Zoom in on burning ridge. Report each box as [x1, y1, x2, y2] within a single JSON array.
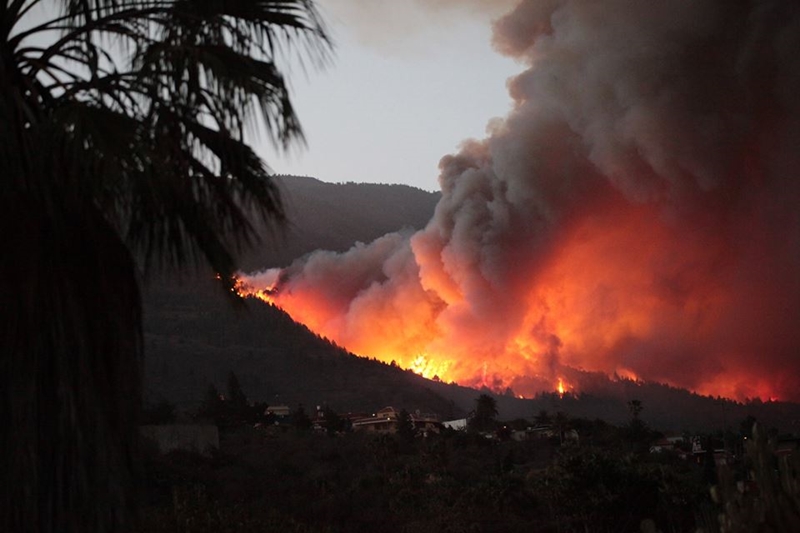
[[238, 0, 800, 402]]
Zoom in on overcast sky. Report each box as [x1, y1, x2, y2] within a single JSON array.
[[259, 1, 521, 192]]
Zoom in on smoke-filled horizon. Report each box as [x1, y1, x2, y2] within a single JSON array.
[[324, 0, 518, 55], [242, 0, 800, 402]]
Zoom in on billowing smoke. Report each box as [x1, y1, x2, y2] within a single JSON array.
[[324, 0, 518, 53], [242, 0, 800, 402]]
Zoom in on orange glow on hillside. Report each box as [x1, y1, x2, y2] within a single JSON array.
[[234, 277, 277, 305], [236, 192, 789, 402], [228, 1, 800, 404], [235, 192, 789, 402]]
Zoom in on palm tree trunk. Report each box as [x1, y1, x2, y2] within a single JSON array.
[[1, 194, 142, 532]]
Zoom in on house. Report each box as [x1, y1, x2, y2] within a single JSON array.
[[650, 438, 675, 453], [442, 418, 468, 431], [411, 410, 442, 436], [352, 406, 400, 434], [650, 435, 685, 454], [526, 425, 553, 439], [351, 407, 442, 435], [519, 425, 579, 444], [264, 405, 291, 418], [690, 437, 732, 466]]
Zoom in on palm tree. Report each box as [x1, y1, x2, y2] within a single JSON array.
[[0, 1, 329, 531]]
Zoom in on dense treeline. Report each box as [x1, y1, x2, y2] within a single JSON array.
[[138, 427, 699, 532], [136, 395, 800, 533]]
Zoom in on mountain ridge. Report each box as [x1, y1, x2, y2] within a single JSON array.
[[144, 177, 800, 433], [237, 175, 440, 271]]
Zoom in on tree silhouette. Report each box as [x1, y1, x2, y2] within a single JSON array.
[[739, 415, 757, 440], [534, 409, 552, 427], [710, 423, 800, 532], [468, 394, 499, 433], [292, 404, 312, 431], [628, 399, 644, 419], [226, 371, 248, 410], [199, 384, 225, 423], [396, 408, 416, 444], [322, 406, 346, 435], [625, 399, 652, 452], [1, 2, 329, 531], [553, 411, 571, 445]]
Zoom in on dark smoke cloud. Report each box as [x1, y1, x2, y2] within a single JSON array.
[[246, 0, 800, 401]]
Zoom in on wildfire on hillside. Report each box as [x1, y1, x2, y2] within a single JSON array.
[[233, 276, 278, 304], [235, 1, 800, 403], [556, 378, 567, 397]]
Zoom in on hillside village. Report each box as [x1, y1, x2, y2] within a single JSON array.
[[138, 179, 800, 531], [138, 373, 800, 533]]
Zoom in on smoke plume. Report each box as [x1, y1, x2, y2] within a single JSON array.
[[243, 0, 800, 402], [323, 0, 518, 54]]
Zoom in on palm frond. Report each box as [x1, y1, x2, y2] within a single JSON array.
[[2, 1, 331, 530], [5, 0, 330, 276]]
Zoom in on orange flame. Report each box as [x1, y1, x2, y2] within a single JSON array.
[[216, 0, 800, 406], [235, 195, 788, 402], [234, 276, 278, 305]]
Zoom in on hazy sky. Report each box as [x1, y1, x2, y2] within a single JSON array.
[[260, 1, 522, 191]]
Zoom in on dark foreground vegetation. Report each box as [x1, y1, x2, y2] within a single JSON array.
[[137, 398, 800, 533]]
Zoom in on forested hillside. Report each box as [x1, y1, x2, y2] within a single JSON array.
[[143, 276, 461, 418], [144, 178, 451, 415], [237, 176, 440, 270], [144, 178, 800, 433], [144, 273, 800, 433]]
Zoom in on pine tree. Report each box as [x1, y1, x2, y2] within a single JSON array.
[[468, 394, 499, 433], [227, 372, 248, 410]]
